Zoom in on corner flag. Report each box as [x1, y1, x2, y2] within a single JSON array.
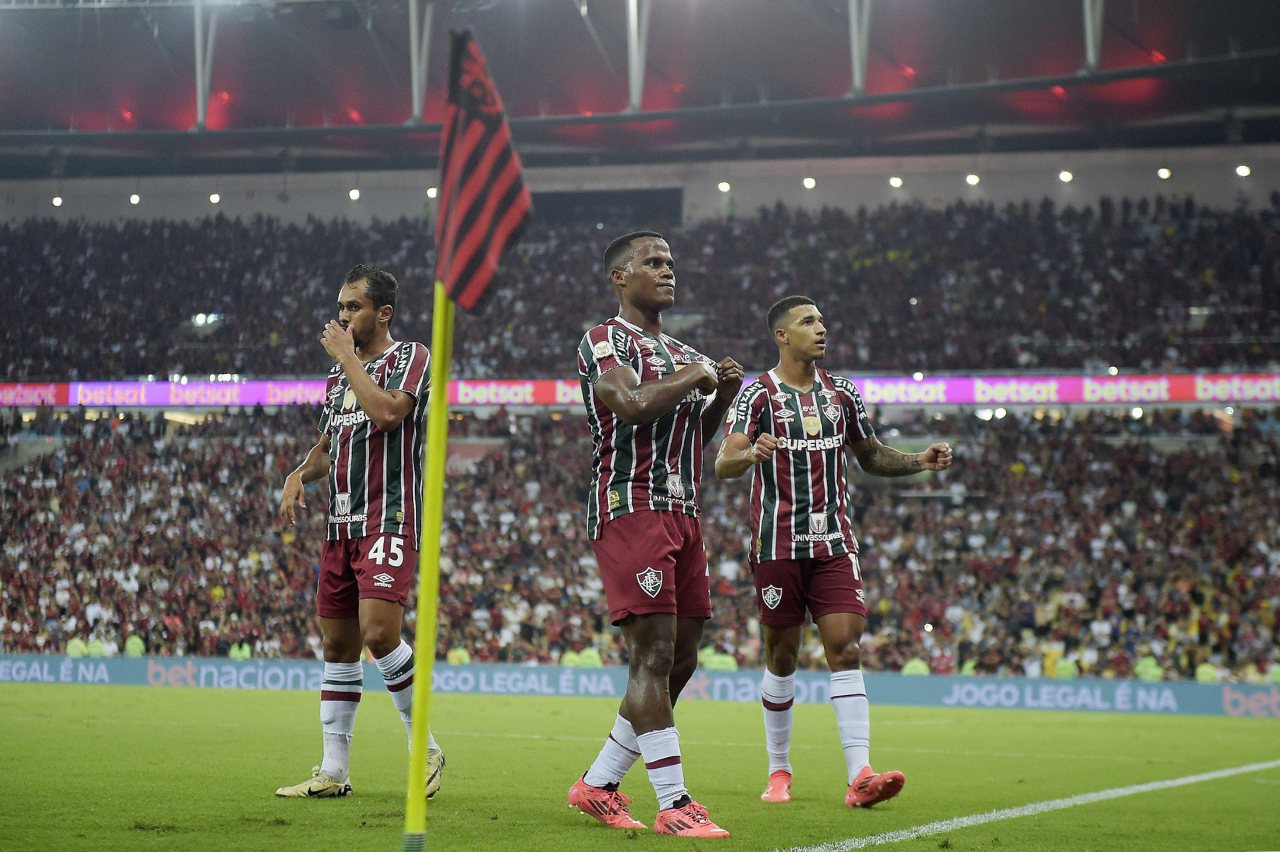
[[403, 29, 530, 851], [435, 29, 533, 312]]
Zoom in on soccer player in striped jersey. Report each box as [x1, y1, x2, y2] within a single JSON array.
[[274, 265, 444, 800], [567, 232, 740, 839], [716, 295, 952, 809]]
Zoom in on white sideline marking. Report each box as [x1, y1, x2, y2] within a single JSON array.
[[784, 759, 1280, 852]]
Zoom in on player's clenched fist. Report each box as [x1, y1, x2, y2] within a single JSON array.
[[713, 357, 744, 398], [752, 433, 779, 464], [919, 442, 953, 471], [689, 361, 719, 393]]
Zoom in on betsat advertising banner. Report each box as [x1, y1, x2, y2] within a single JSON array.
[[4, 372, 1280, 408], [1, 656, 1276, 719]]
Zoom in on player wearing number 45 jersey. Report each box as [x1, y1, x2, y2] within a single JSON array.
[[716, 296, 952, 810], [275, 264, 444, 802]]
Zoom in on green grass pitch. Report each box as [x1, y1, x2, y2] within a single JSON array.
[[4, 683, 1278, 851]]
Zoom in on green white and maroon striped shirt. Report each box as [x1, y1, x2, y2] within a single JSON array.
[[318, 341, 431, 547], [577, 316, 715, 540]]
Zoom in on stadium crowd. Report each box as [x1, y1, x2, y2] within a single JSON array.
[[3, 406, 1278, 684], [3, 197, 1277, 683], [4, 193, 1279, 382]]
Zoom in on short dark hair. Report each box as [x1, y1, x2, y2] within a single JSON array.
[[344, 264, 398, 313], [768, 295, 816, 332], [603, 231, 665, 275]]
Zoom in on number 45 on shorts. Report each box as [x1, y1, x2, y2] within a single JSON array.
[[368, 535, 405, 567]]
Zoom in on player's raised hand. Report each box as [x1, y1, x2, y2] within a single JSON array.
[[753, 432, 780, 464], [713, 357, 744, 399], [919, 442, 953, 471], [689, 361, 719, 394], [280, 472, 307, 526], [320, 320, 356, 362]]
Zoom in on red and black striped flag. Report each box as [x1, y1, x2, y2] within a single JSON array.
[[434, 30, 532, 312]]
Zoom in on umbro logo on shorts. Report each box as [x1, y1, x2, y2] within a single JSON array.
[[761, 585, 783, 610], [636, 567, 662, 598], [372, 572, 395, 589]]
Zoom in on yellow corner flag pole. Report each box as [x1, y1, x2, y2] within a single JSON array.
[[402, 282, 455, 851]]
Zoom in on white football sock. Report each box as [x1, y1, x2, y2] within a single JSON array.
[[374, 640, 415, 745], [762, 669, 796, 774], [584, 714, 641, 787], [320, 660, 363, 780], [636, 727, 689, 810], [831, 669, 871, 784]]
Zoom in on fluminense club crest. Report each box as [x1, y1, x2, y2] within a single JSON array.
[[636, 566, 663, 598], [761, 585, 783, 610]]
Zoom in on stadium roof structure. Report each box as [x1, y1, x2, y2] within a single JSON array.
[[2, 0, 1280, 178]]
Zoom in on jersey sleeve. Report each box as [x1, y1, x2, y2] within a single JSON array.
[[579, 324, 634, 385], [838, 378, 875, 444], [317, 371, 340, 434], [728, 382, 766, 440], [383, 342, 431, 399]]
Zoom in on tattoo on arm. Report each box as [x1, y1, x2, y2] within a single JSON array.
[[858, 445, 923, 477]]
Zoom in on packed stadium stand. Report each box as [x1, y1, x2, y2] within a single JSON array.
[[4, 195, 1279, 382], [4, 401, 1278, 684]]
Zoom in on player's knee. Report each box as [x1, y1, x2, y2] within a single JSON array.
[[670, 651, 697, 688], [767, 646, 799, 675], [362, 624, 401, 658], [631, 637, 677, 681], [673, 648, 697, 677], [827, 639, 861, 670], [322, 634, 354, 661]]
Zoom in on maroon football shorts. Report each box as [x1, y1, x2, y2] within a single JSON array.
[[751, 552, 866, 626], [592, 509, 711, 624], [318, 534, 417, 618]]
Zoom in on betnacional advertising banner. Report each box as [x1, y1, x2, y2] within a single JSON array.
[[2, 373, 1279, 408], [1, 656, 1276, 718]]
